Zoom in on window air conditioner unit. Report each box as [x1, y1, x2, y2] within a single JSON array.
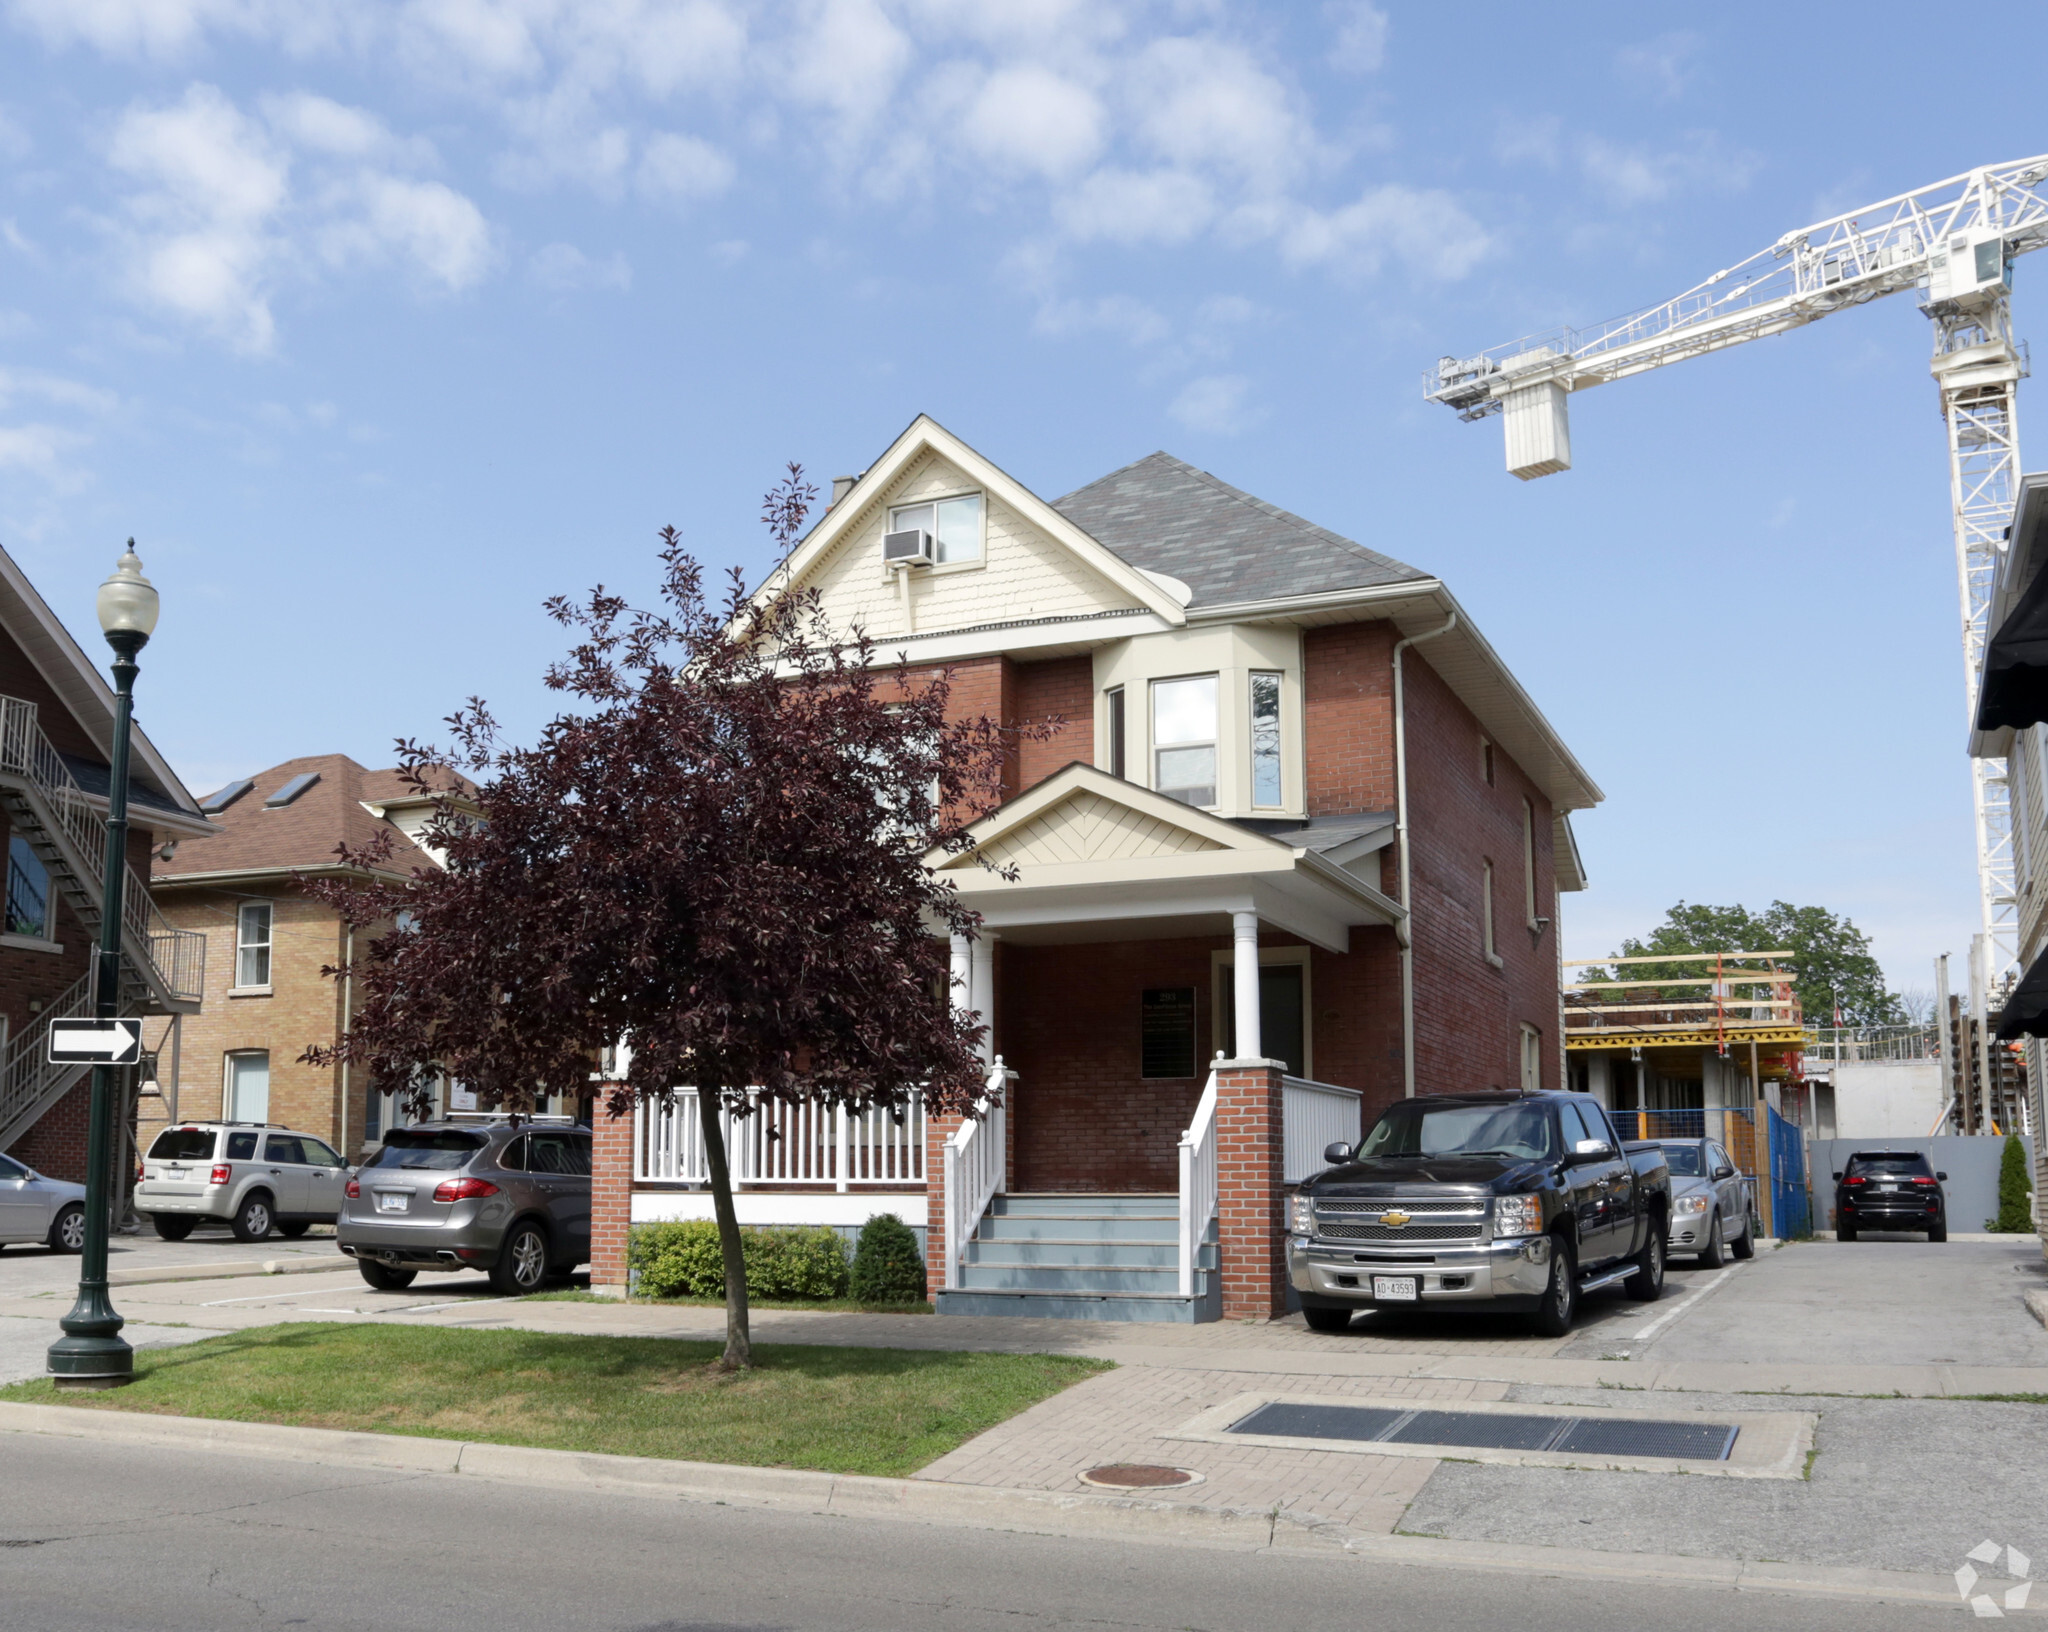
[[883, 528, 935, 567]]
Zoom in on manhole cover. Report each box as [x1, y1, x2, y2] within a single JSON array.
[[1080, 1464, 1201, 1489]]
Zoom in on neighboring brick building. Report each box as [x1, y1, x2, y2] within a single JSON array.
[[0, 544, 212, 1184], [148, 755, 476, 1160], [594, 416, 1602, 1321]]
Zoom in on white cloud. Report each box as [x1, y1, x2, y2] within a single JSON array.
[[1326, 2, 1387, 73], [1169, 373, 1259, 435], [1054, 166, 1214, 245], [637, 131, 735, 201], [1128, 36, 1310, 191], [0, 423, 85, 482], [262, 90, 416, 160], [964, 66, 1104, 180], [530, 241, 631, 291], [7, 0, 355, 59], [783, 0, 912, 136], [0, 366, 119, 414], [1616, 31, 1703, 100], [1267, 182, 1491, 280], [345, 174, 493, 286], [1578, 130, 1759, 204], [1033, 293, 1167, 346]]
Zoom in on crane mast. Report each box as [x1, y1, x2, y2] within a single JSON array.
[[1429, 157, 2048, 980]]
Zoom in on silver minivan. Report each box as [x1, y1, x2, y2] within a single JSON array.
[[337, 1122, 592, 1294]]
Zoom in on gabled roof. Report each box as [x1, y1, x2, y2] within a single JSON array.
[[1053, 452, 1429, 610], [0, 542, 209, 831], [153, 755, 466, 885]]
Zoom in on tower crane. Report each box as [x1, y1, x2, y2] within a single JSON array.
[[1428, 156, 2048, 983]]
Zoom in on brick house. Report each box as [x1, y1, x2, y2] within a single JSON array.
[[591, 416, 1602, 1320], [148, 755, 484, 1160], [0, 544, 212, 1184]]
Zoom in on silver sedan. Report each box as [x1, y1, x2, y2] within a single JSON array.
[[0, 1149, 86, 1252]]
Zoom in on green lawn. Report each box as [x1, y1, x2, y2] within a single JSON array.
[[0, 1323, 1108, 1478]]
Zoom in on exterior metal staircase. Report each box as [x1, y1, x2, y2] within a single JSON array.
[[933, 1194, 1221, 1323], [0, 695, 201, 1151]]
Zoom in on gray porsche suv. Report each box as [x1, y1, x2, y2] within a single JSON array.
[[337, 1122, 592, 1294]]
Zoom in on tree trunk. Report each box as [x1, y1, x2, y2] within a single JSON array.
[[697, 1085, 752, 1370]]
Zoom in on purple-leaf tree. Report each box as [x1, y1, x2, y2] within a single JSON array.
[[303, 466, 1033, 1368]]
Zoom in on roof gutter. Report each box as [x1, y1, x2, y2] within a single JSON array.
[[150, 862, 414, 889], [1394, 609, 1458, 1098]]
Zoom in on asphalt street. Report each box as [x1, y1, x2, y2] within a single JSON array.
[[0, 1435, 1964, 1631]]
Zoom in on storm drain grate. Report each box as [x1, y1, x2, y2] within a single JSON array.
[[1226, 1402, 1737, 1461]]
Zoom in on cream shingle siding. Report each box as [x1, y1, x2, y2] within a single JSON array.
[[974, 789, 1225, 871], [801, 451, 1144, 640]]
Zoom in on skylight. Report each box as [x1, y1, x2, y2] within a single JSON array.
[[264, 772, 321, 809], [200, 778, 254, 814]]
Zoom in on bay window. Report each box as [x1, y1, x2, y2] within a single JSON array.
[[1151, 675, 1217, 806]]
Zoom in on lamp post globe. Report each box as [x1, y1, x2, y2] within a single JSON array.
[[47, 540, 159, 1389]]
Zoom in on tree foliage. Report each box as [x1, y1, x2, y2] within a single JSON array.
[[1577, 900, 1902, 1026], [303, 467, 1037, 1366]]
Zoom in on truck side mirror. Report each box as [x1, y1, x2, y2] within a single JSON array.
[[1323, 1141, 1355, 1164], [1713, 1165, 1735, 1180], [1572, 1139, 1612, 1160]]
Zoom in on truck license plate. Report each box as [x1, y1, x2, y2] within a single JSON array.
[[375, 1191, 409, 1214], [1372, 1275, 1419, 1302]]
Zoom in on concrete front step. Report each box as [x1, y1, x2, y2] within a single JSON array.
[[989, 1193, 1176, 1217], [978, 1214, 1179, 1242], [966, 1238, 1178, 1268], [934, 1287, 1217, 1323], [959, 1262, 1182, 1293]]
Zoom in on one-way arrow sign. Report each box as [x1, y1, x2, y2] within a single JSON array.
[[49, 1019, 143, 1065]]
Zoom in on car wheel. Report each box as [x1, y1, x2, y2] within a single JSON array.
[[1531, 1236, 1577, 1337], [1626, 1223, 1665, 1301], [230, 1193, 273, 1244], [490, 1222, 549, 1295], [357, 1259, 417, 1291], [50, 1203, 86, 1254], [1302, 1305, 1353, 1333], [151, 1214, 196, 1242], [1697, 1212, 1727, 1269], [277, 1221, 311, 1239], [1838, 1224, 1858, 1242], [1929, 1222, 1947, 1243], [1730, 1212, 1756, 1259]]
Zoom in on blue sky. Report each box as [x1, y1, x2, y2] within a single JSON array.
[[1, 1, 2044, 1000]]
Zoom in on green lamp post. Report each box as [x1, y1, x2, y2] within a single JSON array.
[[47, 543, 159, 1389]]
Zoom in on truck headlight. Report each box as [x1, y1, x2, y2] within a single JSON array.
[[1495, 1195, 1542, 1238], [1674, 1194, 1710, 1215], [1288, 1195, 1315, 1236]]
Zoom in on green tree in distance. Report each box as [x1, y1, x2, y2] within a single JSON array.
[[1576, 901, 1903, 1027]]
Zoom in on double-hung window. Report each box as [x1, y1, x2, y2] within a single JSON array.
[[888, 493, 983, 564], [1250, 671, 1282, 807], [236, 901, 273, 988], [6, 835, 50, 940], [1151, 676, 1217, 806], [1105, 687, 1126, 780]]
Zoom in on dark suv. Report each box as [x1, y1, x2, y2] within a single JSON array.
[[336, 1122, 592, 1293], [1832, 1150, 1948, 1242]]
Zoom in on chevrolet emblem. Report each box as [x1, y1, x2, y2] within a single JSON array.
[[1379, 1210, 1411, 1228]]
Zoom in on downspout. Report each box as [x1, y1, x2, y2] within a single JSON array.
[[339, 923, 354, 1159], [1393, 611, 1457, 1098]]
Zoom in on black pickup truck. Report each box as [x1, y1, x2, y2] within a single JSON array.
[[1287, 1090, 1672, 1336]]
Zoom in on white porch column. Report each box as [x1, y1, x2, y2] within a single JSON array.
[[949, 932, 973, 1022], [1231, 910, 1262, 1062], [970, 933, 997, 1065]]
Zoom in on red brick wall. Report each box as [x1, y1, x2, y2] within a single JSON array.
[[8, 1074, 89, 1181], [1014, 655, 1093, 791], [1214, 1060, 1286, 1318], [1304, 622, 1397, 818], [590, 1098, 633, 1290]]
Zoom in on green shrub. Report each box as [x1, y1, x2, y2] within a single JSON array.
[[1991, 1134, 2035, 1233], [850, 1212, 926, 1304], [629, 1221, 849, 1300]]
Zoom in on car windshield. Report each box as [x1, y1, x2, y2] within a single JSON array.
[[363, 1130, 485, 1171], [1847, 1154, 1930, 1177], [1659, 1145, 1703, 1176], [147, 1128, 216, 1162], [1357, 1101, 1558, 1162]]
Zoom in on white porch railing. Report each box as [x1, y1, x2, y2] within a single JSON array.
[[1282, 1074, 1364, 1185], [1176, 1067, 1220, 1297], [941, 1058, 1012, 1292], [634, 1090, 926, 1189]]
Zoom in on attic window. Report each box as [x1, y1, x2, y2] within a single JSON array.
[[201, 778, 254, 814], [264, 772, 321, 809], [889, 493, 982, 564]]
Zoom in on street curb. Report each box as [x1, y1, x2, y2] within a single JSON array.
[[2025, 1289, 2048, 1331], [106, 1255, 345, 1287], [0, 1401, 1957, 1605], [1809, 1232, 2039, 1244]]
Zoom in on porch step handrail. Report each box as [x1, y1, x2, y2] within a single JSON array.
[[0, 695, 203, 1006], [941, 1057, 1011, 1293], [1177, 1065, 1221, 1297], [633, 1087, 927, 1189], [1281, 1073, 1364, 1186], [0, 968, 95, 1149]]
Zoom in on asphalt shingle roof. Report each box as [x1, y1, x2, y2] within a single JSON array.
[[155, 755, 461, 880], [1052, 452, 1429, 609]]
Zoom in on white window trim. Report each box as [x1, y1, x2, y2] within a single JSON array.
[[223, 1048, 271, 1122], [236, 901, 273, 991], [1482, 861, 1503, 968], [1150, 671, 1220, 808], [1519, 1023, 1543, 1092], [887, 488, 988, 573], [1208, 944, 1313, 1079], [1522, 797, 1540, 930]]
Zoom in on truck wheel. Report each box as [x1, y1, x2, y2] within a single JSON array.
[[277, 1221, 311, 1238], [1626, 1225, 1665, 1301], [1301, 1306, 1353, 1333], [1730, 1213, 1756, 1259], [151, 1215, 196, 1242], [358, 1260, 416, 1291], [1697, 1213, 1726, 1269], [1530, 1237, 1576, 1337]]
